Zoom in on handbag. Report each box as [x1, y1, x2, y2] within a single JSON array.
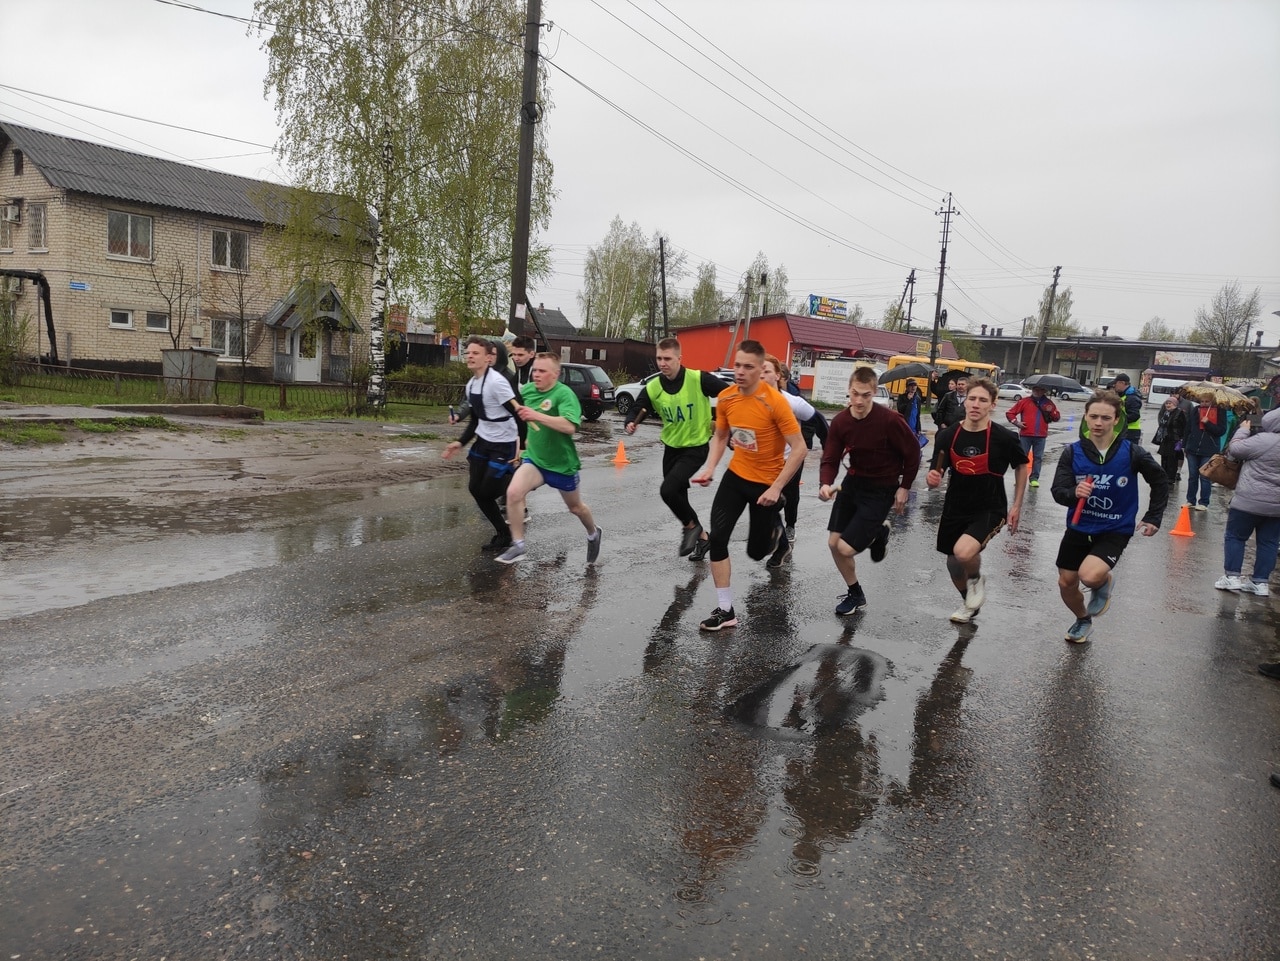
[[1199, 453, 1240, 489]]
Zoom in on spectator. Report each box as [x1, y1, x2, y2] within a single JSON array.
[[1005, 384, 1061, 487], [1183, 400, 1227, 510], [1213, 408, 1280, 596]]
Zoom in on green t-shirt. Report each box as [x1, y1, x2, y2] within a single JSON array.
[[520, 380, 582, 474], [645, 367, 714, 449]]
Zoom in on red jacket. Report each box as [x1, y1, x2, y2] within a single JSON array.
[[1006, 394, 1060, 438]]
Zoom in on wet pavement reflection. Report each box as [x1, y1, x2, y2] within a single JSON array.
[[2, 420, 1278, 959]]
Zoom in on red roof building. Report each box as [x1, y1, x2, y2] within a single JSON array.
[[669, 314, 959, 389]]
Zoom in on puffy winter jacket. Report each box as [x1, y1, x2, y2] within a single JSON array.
[[1227, 407, 1280, 517]]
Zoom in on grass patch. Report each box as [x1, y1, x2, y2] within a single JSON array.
[[73, 416, 179, 434], [399, 431, 440, 440], [0, 420, 66, 445], [215, 428, 250, 442]]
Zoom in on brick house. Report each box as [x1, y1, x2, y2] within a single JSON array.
[[0, 122, 368, 382]]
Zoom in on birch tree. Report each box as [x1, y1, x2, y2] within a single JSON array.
[[255, 0, 552, 407]]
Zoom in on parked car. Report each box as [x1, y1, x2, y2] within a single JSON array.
[[613, 367, 736, 415], [997, 382, 1027, 401], [873, 386, 893, 408], [613, 373, 660, 416], [1055, 385, 1092, 402], [558, 363, 615, 421]]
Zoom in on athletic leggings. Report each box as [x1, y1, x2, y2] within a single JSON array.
[[661, 443, 709, 528], [781, 461, 804, 528], [468, 437, 517, 535], [708, 469, 784, 563]]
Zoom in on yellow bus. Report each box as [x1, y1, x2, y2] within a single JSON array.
[[883, 355, 1001, 398]]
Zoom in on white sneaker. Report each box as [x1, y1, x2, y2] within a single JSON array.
[[949, 605, 974, 624], [1214, 574, 1246, 592], [1243, 580, 1270, 597], [964, 574, 986, 612]]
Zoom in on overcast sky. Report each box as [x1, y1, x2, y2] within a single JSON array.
[[3, 0, 1278, 342]]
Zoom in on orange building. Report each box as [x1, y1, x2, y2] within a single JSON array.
[[669, 314, 959, 391]]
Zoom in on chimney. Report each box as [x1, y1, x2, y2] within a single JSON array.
[[1256, 330, 1264, 347], [996, 328, 1003, 337], [981, 324, 988, 336], [1101, 325, 1109, 337]]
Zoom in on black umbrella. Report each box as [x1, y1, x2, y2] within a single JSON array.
[[879, 363, 933, 385], [1022, 373, 1087, 393]]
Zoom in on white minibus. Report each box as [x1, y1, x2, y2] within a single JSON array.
[[1145, 377, 1190, 408]]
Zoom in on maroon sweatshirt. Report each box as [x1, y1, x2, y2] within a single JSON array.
[[819, 403, 922, 489]]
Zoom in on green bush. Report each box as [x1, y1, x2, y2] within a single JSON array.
[[389, 362, 467, 386]]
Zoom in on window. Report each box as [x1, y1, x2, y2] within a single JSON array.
[[27, 204, 47, 250], [109, 309, 133, 329], [13, 150, 23, 176], [145, 311, 169, 332], [211, 229, 248, 271], [107, 211, 152, 260], [0, 217, 11, 251], [211, 317, 246, 358], [585, 348, 607, 361]]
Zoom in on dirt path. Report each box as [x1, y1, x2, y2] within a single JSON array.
[[0, 416, 620, 505]]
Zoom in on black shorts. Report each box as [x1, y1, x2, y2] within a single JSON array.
[[936, 511, 1005, 556], [827, 483, 897, 552], [1055, 528, 1131, 572]]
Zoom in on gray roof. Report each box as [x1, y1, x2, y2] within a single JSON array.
[[531, 304, 577, 338], [262, 281, 362, 332], [1, 122, 294, 226]]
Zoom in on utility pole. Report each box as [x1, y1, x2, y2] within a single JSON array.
[[658, 236, 670, 339], [928, 193, 955, 366], [723, 272, 756, 368], [898, 269, 916, 334], [508, 0, 547, 346], [1027, 266, 1062, 373]]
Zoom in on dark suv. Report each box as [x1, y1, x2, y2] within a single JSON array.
[[558, 363, 615, 421]]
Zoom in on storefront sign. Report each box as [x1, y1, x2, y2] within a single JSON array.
[[807, 294, 848, 321]]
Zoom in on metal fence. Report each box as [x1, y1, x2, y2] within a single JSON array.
[[9, 362, 464, 416]]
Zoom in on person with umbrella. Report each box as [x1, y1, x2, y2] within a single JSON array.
[[1005, 384, 1060, 487], [1213, 407, 1280, 597], [896, 379, 926, 444], [932, 375, 968, 430], [1049, 391, 1169, 643], [1182, 398, 1227, 510]]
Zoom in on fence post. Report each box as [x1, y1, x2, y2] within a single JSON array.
[[279, 383, 287, 410]]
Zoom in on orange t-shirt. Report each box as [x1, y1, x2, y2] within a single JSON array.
[[715, 381, 802, 485]]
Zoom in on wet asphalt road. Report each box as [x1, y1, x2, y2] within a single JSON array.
[[2, 406, 1278, 960]]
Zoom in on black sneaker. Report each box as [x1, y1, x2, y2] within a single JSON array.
[[869, 520, 890, 563], [699, 606, 738, 631], [679, 523, 703, 557], [767, 513, 785, 558], [481, 532, 512, 553], [689, 537, 710, 562], [765, 530, 792, 569], [835, 585, 867, 616]]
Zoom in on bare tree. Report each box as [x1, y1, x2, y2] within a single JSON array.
[[1190, 280, 1261, 376], [147, 259, 195, 349], [208, 266, 274, 405]]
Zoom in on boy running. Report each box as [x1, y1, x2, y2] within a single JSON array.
[[497, 353, 602, 565], [691, 340, 806, 630], [624, 337, 730, 559], [818, 365, 921, 614], [1050, 391, 1168, 643], [926, 378, 1029, 623]]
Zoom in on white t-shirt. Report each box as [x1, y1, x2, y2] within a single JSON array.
[[468, 368, 519, 444], [781, 391, 816, 458]]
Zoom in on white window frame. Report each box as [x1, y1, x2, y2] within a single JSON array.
[[0, 217, 11, 251], [210, 316, 247, 359], [109, 309, 134, 329], [107, 210, 153, 262], [145, 311, 170, 332], [211, 228, 249, 272], [27, 203, 47, 251]]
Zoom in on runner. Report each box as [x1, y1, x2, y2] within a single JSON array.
[[442, 336, 524, 553], [761, 354, 827, 568], [818, 364, 921, 614], [691, 340, 806, 631], [509, 335, 536, 387], [496, 353, 602, 565], [623, 337, 731, 560], [926, 378, 1029, 623], [1050, 390, 1169, 643]]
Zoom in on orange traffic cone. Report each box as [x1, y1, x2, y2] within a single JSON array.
[[1169, 503, 1195, 537], [1027, 449, 1034, 478], [612, 441, 631, 465]]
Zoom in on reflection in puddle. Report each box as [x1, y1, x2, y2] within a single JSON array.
[[730, 645, 890, 737]]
